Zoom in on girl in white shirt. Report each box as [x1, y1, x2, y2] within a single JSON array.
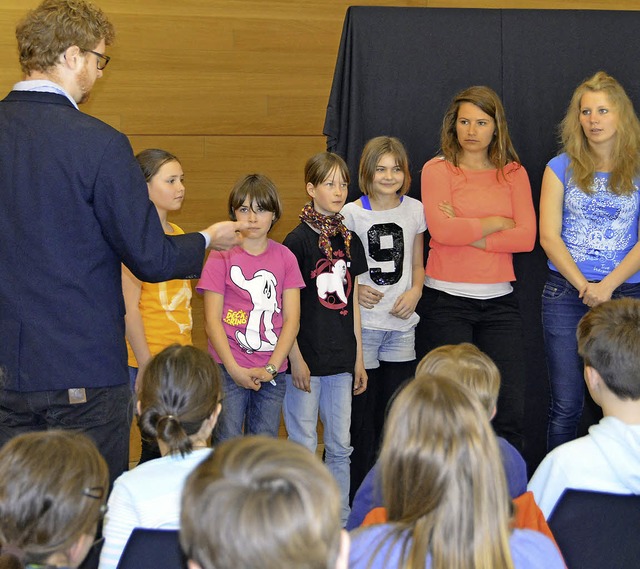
[[99, 345, 222, 569]]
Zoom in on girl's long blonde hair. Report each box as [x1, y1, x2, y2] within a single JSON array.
[[374, 373, 514, 569], [561, 71, 640, 195]]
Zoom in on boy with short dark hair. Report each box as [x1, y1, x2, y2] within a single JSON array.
[[282, 151, 369, 525], [529, 297, 640, 518]]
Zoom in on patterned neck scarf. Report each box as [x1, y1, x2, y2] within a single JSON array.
[[299, 202, 351, 260]]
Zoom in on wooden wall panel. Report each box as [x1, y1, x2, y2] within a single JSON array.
[[1, 0, 638, 357], [127, 134, 324, 238], [3, 0, 638, 137], [429, 0, 638, 7]]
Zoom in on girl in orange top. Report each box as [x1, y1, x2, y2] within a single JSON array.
[[122, 149, 194, 462], [122, 149, 193, 391], [417, 86, 536, 452]]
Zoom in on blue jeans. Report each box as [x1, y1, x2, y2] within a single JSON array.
[[361, 328, 416, 369], [542, 271, 640, 450], [0, 384, 133, 489], [214, 365, 286, 443], [283, 372, 353, 525]]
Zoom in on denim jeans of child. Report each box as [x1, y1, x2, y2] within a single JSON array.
[[214, 365, 286, 443], [283, 372, 353, 525]]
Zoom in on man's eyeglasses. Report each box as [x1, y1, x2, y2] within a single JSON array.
[[84, 49, 110, 70]]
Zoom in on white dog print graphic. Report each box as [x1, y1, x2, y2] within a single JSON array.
[[316, 258, 348, 304], [230, 265, 279, 353]]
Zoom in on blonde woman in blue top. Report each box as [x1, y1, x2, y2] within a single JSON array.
[[540, 71, 640, 450]]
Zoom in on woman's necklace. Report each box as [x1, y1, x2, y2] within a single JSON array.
[[459, 157, 493, 170]]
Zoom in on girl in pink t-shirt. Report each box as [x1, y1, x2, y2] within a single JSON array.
[[197, 174, 304, 441]]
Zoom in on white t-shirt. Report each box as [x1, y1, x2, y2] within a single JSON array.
[[341, 196, 427, 332], [98, 448, 211, 569]]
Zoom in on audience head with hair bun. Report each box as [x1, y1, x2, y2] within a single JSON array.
[[0, 430, 108, 569], [138, 344, 223, 457], [99, 344, 223, 569], [180, 435, 350, 569]]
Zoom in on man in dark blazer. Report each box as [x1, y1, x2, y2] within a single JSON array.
[[0, 0, 246, 485]]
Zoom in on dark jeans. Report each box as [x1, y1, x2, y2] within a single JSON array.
[[416, 286, 526, 451], [542, 271, 640, 450], [0, 384, 134, 489], [349, 360, 415, 504]]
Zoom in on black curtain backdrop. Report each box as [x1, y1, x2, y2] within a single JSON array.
[[323, 6, 640, 473]]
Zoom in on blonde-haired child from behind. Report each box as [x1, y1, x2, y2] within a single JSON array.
[[347, 342, 527, 530]]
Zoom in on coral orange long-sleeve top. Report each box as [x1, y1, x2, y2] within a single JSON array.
[[421, 157, 536, 284]]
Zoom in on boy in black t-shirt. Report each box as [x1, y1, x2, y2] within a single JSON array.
[[283, 152, 368, 526]]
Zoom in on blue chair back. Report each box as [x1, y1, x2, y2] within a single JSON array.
[[547, 489, 640, 569], [116, 528, 185, 569]]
